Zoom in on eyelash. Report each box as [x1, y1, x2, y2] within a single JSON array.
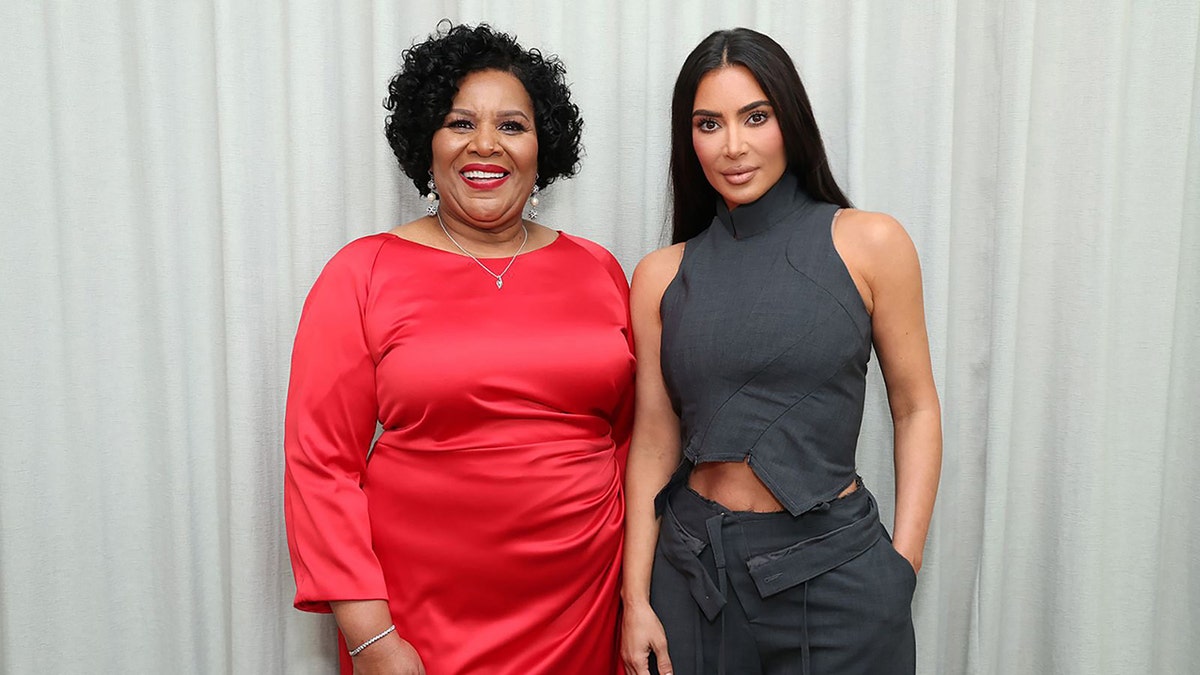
[[694, 111, 771, 133], [445, 119, 529, 134]]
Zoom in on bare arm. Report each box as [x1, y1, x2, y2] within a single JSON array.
[[330, 601, 425, 674], [620, 245, 685, 675], [836, 211, 942, 573]]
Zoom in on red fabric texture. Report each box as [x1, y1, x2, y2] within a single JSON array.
[[284, 232, 634, 674]]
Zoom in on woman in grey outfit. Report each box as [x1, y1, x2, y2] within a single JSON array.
[[621, 28, 942, 675]]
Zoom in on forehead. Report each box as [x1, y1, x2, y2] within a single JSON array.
[[451, 69, 534, 112], [693, 65, 769, 111]]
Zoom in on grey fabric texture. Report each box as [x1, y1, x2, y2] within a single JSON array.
[[661, 173, 870, 516], [651, 485, 916, 675]]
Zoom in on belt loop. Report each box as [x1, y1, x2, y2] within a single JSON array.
[[704, 514, 728, 594], [704, 513, 728, 675]]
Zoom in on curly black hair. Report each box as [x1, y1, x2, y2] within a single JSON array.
[[384, 21, 584, 196]]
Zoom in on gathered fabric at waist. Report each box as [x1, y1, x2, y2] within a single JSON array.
[[654, 479, 886, 675], [661, 479, 880, 603]]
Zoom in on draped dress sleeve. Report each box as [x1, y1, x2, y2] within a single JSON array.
[[283, 235, 392, 612]]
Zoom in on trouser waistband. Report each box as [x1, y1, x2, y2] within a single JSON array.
[[656, 482, 884, 675]]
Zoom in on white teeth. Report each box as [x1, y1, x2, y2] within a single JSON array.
[[462, 170, 507, 179]]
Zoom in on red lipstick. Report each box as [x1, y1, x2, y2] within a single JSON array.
[[459, 163, 511, 190]]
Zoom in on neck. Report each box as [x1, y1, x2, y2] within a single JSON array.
[[434, 211, 528, 255]]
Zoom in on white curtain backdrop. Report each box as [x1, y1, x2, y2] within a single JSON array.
[[1, 1, 1196, 673]]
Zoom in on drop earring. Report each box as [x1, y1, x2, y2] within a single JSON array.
[[425, 173, 439, 216], [526, 182, 540, 220]]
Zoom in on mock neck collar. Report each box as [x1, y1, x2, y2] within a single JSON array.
[[714, 171, 818, 239]]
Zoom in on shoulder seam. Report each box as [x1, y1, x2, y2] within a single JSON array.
[[363, 235, 392, 363]]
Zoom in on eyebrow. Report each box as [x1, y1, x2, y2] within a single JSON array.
[[449, 108, 532, 121], [692, 100, 772, 118]]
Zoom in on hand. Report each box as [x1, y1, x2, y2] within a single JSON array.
[[894, 543, 922, 576], [351, 635, 425, 675], [621, 600, 673, 675]]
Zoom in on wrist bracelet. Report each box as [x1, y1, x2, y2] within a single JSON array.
[[348, 624, 396, 657]]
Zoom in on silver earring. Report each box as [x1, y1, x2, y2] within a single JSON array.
[[526, 183, 540, 220], [425, 173, 439, 216]]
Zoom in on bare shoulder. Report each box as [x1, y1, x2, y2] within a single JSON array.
[[631, 243, 686, 302], [633, 243, 686, 285], [831, 209, 922, 311], [832, 209, 915, 256]]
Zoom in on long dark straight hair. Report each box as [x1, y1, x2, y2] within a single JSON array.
[[669, 28, 851, 244]]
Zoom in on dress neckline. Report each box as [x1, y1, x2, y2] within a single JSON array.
[[381, 229, 565, 260]]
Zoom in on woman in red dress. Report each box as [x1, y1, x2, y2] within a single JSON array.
[[284, 22, 633, 675]]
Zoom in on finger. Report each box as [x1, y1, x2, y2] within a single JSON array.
[[631, 646, 653, 675], [652, 640, 674, 675], [618, 651, 634, 675]]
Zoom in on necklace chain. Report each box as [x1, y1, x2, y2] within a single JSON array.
[[436, 212, 528, 289]]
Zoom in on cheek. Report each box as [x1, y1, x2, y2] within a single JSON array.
[[762, 126, 787, 164], [430, 132, 457, 167], [692, 132, 721, 173], [507, 136, 538, 170], [521, 140, 540, 168]]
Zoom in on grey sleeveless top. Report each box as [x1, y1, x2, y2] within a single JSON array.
[[660, 172, 872, 516]]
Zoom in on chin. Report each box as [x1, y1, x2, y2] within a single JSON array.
[[722, 186, 766, 208], [464, 207, 522, 227]]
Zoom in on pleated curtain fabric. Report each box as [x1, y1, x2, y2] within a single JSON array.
[[0, 1, 1196, 673]]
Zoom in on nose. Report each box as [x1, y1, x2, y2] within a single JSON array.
[[722, 125, 746, 159], [470, 126, 501, 156]]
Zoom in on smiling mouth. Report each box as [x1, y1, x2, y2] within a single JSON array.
[[461, 170, 509, 180], [458, 166, 512, 189]]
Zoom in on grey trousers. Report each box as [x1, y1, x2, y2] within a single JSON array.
[[649, 483, 916, 675]]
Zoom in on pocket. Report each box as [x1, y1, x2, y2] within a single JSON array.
[[745, 507, 883, 598], [881, 536, 918, 589]]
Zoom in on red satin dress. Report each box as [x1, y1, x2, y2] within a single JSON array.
[[284, 232, 633, 675]]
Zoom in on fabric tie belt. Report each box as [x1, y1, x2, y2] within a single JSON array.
[[657, 482, 883, 675]]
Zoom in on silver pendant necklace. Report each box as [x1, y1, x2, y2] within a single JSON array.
[[436, 211, 528, 289]]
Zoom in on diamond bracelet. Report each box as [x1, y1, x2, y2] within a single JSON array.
[[348, 624, 396, 657]]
